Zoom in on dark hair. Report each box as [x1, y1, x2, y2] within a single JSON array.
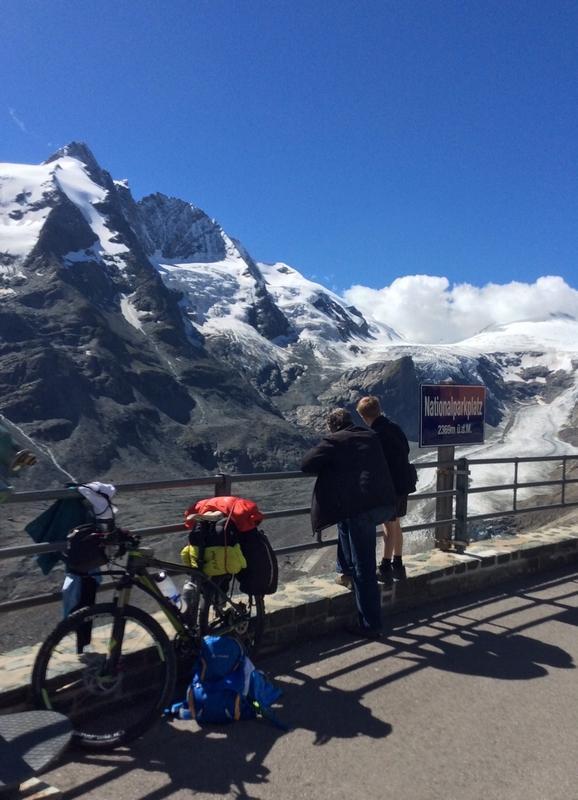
[[327, 408, 353, 433]]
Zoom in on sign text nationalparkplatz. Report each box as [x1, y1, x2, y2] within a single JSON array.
[[419, 384, 486, 447]]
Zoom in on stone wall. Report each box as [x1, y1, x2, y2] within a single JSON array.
[[1, 524, 577, 710], [262, 524, 578, 651]]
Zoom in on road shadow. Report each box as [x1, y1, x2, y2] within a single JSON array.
[[53, 721, 279, 800], [47, 565, 577, 798], [552, 605, 578, 628], [54, 670, 391, 799], [394, 627, 574, 679], [272, 675, 392, 746], [261, 565, 578, 705]]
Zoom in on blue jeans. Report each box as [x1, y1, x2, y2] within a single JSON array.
[[336, 506, 391, 631]]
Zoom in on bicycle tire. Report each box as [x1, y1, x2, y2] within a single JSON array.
[[198, 585, 265, 656], [31, 602, 177, 750]]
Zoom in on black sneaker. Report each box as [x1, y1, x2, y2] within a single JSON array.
[[392, 563, 407, 582], [377, 560, 393, 585], [344, 624, 383, 640]]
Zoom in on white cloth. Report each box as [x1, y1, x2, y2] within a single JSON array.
[[77, 482, 118, 519]]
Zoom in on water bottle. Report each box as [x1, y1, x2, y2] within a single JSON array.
[[154, 571, 181, 607], [182, 579, 200, 623]]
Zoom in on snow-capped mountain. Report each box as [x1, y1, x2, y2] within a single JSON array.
[[0, 143, 313, 481], [1, 143, 577, 488]]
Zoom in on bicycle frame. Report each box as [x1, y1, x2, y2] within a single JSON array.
[[32, 524, 265, 750], [103, 545, 251, 641]]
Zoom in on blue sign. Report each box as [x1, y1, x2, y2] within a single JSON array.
[[420, 384, 486, 447]]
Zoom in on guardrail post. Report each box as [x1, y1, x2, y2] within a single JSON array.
[[435, 445, 455, 551], [561, 457, 567, 506], [214, 473, 232, 496], [454, 457, 469, 551], [513, 458, 519, 511]]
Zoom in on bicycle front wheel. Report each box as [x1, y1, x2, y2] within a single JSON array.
[[31, 603, 177, 750]]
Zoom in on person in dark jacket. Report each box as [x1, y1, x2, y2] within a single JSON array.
[[356, 396, 415, 584], [301, 408, 396, 638]]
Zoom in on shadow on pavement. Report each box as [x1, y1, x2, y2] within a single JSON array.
[[57, 676, 391, 800], [395, 627, 575, 679], [49, 565, 577, 798]]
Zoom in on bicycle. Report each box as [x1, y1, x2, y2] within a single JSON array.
[[31, 521, 266, 750]]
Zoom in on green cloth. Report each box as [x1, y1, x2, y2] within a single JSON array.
[[25, 498, 93, 574]]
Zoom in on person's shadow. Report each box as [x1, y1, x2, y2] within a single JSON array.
[[274, 673, 392, 746], [393, 627, 575, 680]]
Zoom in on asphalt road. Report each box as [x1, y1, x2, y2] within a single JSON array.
[[42, 564, 578, 800]]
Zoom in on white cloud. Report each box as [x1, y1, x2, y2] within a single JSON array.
[[8, 107, 28, 133], [344, 275, 578, 344]]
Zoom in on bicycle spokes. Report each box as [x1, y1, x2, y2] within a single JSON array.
[[33, 604, 176, 749]]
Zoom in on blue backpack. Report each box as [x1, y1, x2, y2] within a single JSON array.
[[167, 635, 286, 729]]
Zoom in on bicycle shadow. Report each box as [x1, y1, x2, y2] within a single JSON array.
[[55, 722, 277, 800], [57, 675, 391, 800], [46, 568, 577, 798]]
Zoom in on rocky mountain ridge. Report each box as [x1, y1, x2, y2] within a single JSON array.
[[1, 143, 577, 488]]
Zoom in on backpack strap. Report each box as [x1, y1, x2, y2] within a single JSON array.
[[75, 484, 115, 518], [253, 701, 291, 731], [187, 685, 196, 719], [222, 500, 237, 574]]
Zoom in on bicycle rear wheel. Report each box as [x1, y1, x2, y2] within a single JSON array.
[[31, 603, 177, 750], [198, 579, 265, 656]]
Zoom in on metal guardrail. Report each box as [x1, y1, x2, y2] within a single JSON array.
[[452, 454, 578, 545], [1, 454, 577, 614]]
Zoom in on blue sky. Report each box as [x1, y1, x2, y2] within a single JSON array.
[[2, 0, 577, 294]]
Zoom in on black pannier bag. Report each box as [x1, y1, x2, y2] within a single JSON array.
[[65, 524, 110, 573], [187, 519, 241, 549], [237, 528, 278, 596]]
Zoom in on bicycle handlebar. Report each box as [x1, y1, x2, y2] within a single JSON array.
[[101, 526, 141, 552]]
